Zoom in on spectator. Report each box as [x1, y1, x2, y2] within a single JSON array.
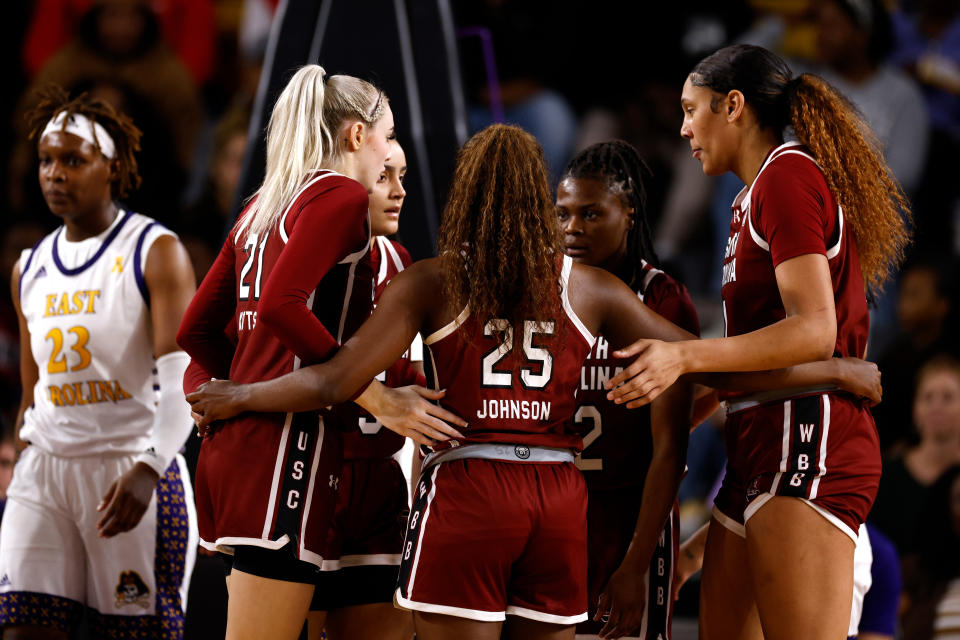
[[901, 465, 960, 640], [180, 105, 250, 281], [25, 0, 202, 173], [890, 0, 960, 252], [21, 0, 217, 86], [869, 355, 960, 556], [455, 0, 579, 180], [872, 256, 959, 452], [813, 0, 929, 196]]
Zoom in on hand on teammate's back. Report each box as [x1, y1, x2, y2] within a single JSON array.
[[187, 379, 246, 434], [96, 462, 160, 537], [367, 385, 466, 447], [607, 339, 686, 408], [834, 357, 882, 406]]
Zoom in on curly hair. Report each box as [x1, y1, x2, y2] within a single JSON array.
[[691, 44, 911, 297], [560, 140, 658, 287], [437, 124, 562, 344], [788, 74, 911, 296], [25, 84, 142, 199]]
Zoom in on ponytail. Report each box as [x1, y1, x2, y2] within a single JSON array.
[[238, 65, 387, 241], [788, 73, 911, 296], [691, 44, 911, 297]]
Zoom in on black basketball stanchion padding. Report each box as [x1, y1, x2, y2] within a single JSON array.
[[228, 0, 468, 260]]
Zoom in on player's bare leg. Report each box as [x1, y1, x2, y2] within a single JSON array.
[[224, 570, 314, 640], [413, 611, 502, 640], [3, 626, 69, 640], [322, 603, 414, 639], [305, 611, 327, 640], [699, 516, 762, 640], [502, 616, 575, 639], [746, 497, 855, 640]]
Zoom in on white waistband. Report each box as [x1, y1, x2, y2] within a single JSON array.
[[726, 385, 841, 414], [422, 443, 576, 470]]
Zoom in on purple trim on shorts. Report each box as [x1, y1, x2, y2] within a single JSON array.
[[51, 210, 133, 276], [152, 459, 190, 639], [88, 609, 167, 638], [0, 590, 84, 632]]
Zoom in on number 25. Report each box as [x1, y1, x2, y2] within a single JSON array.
[[481, 319, 554, 390]]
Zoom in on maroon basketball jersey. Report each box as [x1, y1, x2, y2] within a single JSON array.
[[719, 142, 869, 400], [573, 263, 701, 489], [422, 255, 595, 452], [346, 236, 420, 459], [227, 171, 374, 429]]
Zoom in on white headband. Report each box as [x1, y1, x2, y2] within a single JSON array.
[[41, 110, 116, 159]]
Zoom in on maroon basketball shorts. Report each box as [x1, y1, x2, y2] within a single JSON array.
[[194, 412, 343, 567], [396, 457, 588, 624], [713, 392, 881, 542], [577, 486, 678, 639], [310, 457, 409, 610]]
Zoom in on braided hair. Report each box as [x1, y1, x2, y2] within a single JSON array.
[[25, 84, 142, 199], [560, 140, 658, 288]]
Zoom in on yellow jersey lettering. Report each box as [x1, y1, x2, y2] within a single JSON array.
[[73, 382, 89, 405], [85, 290, 100, 314], [49, 385, 63, 406], [60, 384, 76, 406], [56, 294, 70, 316], [87, 380, 101, 404], [96, 380, 116, 402], [71, 291, 85, 314], [113, 381, 132, 401], [43, 294, 58, 317]]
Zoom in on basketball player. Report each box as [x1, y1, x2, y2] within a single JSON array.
[[558, 141, 884, 640], [1, 85, 198, 639], [176, 66, 461, 640], [607, 45, 910, 639], [186, 124, 697, 640], [558, 141, 700, 640], [308, 140, 418, 640]]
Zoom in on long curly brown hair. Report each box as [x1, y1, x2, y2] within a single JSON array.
[[25, 84, 142, 199], [789, 74, 911, 296], [692, 45, 911, 297], [438, 124, 562, 343]]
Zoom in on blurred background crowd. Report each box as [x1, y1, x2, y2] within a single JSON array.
[[1, 0, 959, 637]]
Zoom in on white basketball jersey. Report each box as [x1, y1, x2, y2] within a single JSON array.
[[18, 211, 175, 457]]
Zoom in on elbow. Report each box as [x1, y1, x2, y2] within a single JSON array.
[[810, 318, 837, 361], [257, 295, 283, 332]]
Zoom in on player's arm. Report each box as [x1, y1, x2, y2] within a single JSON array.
[[11, 261, 37, 452], [581, 267, 695, 638], [176, 233, 238, 376], [693, 357, 882, 405], [257, 182, 368, 363], [187, 261, 465, 444], [98, 235, 197, 538]]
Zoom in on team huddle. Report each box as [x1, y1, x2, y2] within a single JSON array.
[[0, 43, 908, 640]]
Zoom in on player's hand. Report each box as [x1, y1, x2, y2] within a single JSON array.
[[834, 357, 882, 406], [96, 462, 159, 538], [595, 565, 646, 639], [367, 386, 466, 447], [186, 379, 248, 435], [606, 339, 686, 408]]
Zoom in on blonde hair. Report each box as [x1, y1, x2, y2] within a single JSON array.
[[238, 65, 386, 239]]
